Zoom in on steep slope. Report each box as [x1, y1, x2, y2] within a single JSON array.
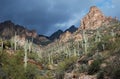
[[0, 20, 37, 38], [59, 6, 117, 43], [0, 20, 50, 46], [0, 6, 120, 79]]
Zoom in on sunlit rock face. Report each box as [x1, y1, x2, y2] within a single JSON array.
[[26, 30, 37, 38], [73, 34, 82, 42], [79, 6, 114, 30], [60, 31, 72, 42], [0, 20, 38, 38]]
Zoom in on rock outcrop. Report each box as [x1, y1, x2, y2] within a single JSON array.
[[79, 6, 115, 30], [0, 20, 50, 46], [60, 31, 72, 42], [0, 20, 38, 39]]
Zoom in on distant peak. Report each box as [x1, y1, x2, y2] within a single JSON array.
[[89, 6, 102, 14], [71, 25, 75, 27], [49, 29, 63, 41], [65, 25, 78, 33], [90, 6, 99, 10], [3, 20, 13, 24], [57, 29, 63, 32], [69, 25, 76, 29], [79, 6, 107, 30]]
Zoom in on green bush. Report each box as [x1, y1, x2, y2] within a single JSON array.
[[88, 59, 101, 75], [105, 54, 120, 79], [79, 64, 88, 73], [97, 71, 104, 79], [112, 69, 120, 79], [56, 56, 77, 79], [0, 50, 40, 79]]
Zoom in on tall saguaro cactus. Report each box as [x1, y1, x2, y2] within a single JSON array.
[[24, 40, 29, 71], [28, 37, 33, 53], [14, 32, 17, 51], [111, 29, 115, 37], [95, 29, 101, 42], [0, 39, 3, 53], [82, 30, 88, 54], [73, 42, 77, 57], [48, 52, 53, 64], [1, 41, 3, 53]]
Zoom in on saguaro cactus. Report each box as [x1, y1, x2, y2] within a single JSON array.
[[0, 40, 3, 53], [10, 38, 14, 49], [48, 52, 53, 64], [14, 32, 17, 51], [82, 30, 88, 54], [24, 40, 29, 71], [73, 42, 77, 57], [95, 29, 101, 42], [28, 38, 33, 53], [111, 29, 115, 37]]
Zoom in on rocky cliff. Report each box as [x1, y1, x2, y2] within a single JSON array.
[[79, 6, 116, 30]]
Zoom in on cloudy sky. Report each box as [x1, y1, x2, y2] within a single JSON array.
[[0, 0, 119, 36]]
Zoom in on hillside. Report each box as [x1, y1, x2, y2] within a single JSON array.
[[0, 6, 120, 79]]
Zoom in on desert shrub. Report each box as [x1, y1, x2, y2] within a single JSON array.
[[56, 56, 77, 79], [57, 56, 77, 72], [97, 70, 104, 79], [3, 40, 11, 49], [105, 54, 120, 79], [0, 50, 39, 79], [112, 69, 120, 79], [79, 64, 88, 73], [88, 58, 102, 75]]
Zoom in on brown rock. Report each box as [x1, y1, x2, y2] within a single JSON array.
[[74, 34, 82, 42], [100, 63, 107, 68], [79, 73, 97, 79], [79, 6, 113, 30], [60, 31, 72, 42], [88, 60, 94, 66]]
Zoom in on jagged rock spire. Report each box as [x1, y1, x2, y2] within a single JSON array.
[[80, 6, 110, 30]]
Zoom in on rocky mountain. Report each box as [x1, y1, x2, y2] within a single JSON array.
[[49, 29, 63, 41], [0, 20, 50, 46], [79, 6, 117, 30], [59, 6, 118, 43], [0, 6, 120, 79], [34, 35, 50, 45], [65, 25, 78, 33], [60, 31, 72, 42], [49, 25, 78, 40], [0, 20, 37, 38]]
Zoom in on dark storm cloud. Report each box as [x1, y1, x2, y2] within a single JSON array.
[[0, 0, 119, 35]]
